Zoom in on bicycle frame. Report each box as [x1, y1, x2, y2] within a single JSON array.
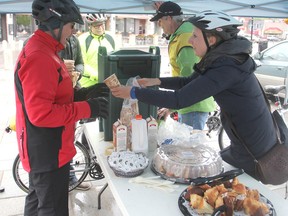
[[75, 119, 99, 167], [281, 67, 288, 126], [74, 119, 104, 180]]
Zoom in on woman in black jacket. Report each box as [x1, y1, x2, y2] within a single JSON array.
[[111, 10, 277, 179]]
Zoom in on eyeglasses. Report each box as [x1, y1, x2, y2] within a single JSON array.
[[71, 22, 75, 29], [91, 23, 104, 29]]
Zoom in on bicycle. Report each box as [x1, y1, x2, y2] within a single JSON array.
[[6, 118, 104, 193], [206, 106, 230, 150], [264, 85, 288, 124]]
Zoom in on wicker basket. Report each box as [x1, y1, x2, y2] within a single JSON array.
[[108, 163, 148, 177], [107, 151, 149, 178]]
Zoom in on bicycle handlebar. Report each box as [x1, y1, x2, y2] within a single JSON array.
[[79, 118, 97, 124], [5, 126, 13, 133]]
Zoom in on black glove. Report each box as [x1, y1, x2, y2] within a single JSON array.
[[87, 97, 109, 119], [74, 83, 109, 102], [86, 83, 109, 99]]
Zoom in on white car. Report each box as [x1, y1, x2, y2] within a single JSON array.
[[253, 40, 288, 99], [267, 35, 281, 41]]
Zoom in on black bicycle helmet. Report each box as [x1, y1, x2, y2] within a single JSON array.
[[32, 0, 84, 25], [188, 10, 242, 41]]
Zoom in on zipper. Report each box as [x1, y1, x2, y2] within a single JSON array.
[[19, 128, 24, 158]]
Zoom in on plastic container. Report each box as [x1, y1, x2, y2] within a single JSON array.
[[131, 115, 148, 155], [98, 46, 160, 141], [151, 144, 223, 184]]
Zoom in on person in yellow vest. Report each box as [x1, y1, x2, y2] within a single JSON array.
[[78, 13, 115, 88], [150, 1, 215, 130]]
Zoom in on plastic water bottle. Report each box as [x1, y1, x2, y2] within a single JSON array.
[[131, 114, 148, 155]]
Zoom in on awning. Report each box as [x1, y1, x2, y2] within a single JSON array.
[[0, 0, 287, 18]]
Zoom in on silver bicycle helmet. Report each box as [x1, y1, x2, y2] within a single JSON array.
[[188, 10, 242, 40], [85, 13, 107, 24], [32, 0, 84, 25]]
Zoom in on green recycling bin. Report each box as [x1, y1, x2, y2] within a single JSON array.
[[98, 46, 161, 141]]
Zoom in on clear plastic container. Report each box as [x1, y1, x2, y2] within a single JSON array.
[[151, 144, 223, 183]]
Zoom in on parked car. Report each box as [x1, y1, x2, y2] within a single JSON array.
[[253, 40, 288, 99], [267, 35, 281, 42]]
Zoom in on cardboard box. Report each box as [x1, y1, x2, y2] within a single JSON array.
[[146, 116, 158, 152], [113, 120, 127, 151]]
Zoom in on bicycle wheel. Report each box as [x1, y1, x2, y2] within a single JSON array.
[[218, 125, 231, 150], [69, 141, 91, 191], [12, 142, 90, 193], [12, 154, 29, 193]]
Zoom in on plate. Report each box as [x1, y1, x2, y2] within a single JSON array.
[[178, 187, 276, 216]]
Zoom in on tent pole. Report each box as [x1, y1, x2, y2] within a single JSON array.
[[250, 17, 254, 41]]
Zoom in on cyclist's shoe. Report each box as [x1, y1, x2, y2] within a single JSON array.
[[76, 182, 91, 191], [69, 176, 91, 191]]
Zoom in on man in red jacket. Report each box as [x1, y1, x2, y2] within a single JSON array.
[[14, 0, 109, 215]]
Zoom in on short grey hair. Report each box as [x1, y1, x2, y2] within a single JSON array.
[[171, 15, 184, 24]]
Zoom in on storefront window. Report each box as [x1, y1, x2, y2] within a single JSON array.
[[116, 18, 124, 34], [115, 17, 135, 36], [126, 18, 135, 34], [15, 14, 33, 41]]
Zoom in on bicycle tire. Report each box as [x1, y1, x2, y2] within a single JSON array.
[[218, 125, 231, 150], [69, 141, 91, 191], [12, 154, 29, 193], [12, 141, 91, 193]]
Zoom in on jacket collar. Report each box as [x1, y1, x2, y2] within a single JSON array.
[[34, 29, 65, 53]]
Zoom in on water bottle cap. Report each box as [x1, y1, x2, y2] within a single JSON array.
[[135, 114, 142, 120]]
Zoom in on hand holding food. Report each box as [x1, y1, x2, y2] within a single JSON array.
[[111, 86, 132, 99], [63, 59, 75, 72], [71, 71, 80, 88]]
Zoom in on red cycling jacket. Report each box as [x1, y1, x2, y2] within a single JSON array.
[[14, 30, 91, 173]]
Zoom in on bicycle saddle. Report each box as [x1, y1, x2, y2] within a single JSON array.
[[264, 85, 285, 94]]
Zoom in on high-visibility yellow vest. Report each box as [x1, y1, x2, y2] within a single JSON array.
[[168, 33, 193, 77]]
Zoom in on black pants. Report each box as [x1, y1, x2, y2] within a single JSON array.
[[24, 163, 70, 216], [220, 146, 256, 179]]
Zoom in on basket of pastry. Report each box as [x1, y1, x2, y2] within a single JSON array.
[[178, 170, 275, 216], [107, 151, 149, 177]]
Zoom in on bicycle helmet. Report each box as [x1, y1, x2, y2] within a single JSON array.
[[85, 13, 107, 24], [32, 0, 84, 26], [188, 10, 242, 41]]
